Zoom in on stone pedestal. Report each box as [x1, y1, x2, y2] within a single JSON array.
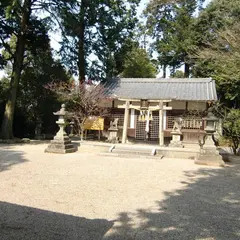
[[107, 127, 119, 143], [195, 133, 224, 167], [45, 104, 77, 154], [169, 131, 184, 148]]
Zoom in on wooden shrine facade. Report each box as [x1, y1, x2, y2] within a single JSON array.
[[103, 78, 218, 145]]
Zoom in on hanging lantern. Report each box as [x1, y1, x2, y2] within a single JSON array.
[[149, 111, 153, 121]]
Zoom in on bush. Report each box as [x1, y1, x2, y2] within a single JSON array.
[[222, 109, 240, 154]]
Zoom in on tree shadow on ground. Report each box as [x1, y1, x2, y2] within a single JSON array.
[[0, 147, 28, 172], [106, 164, 240, 240], [0, 201, 113, 240]]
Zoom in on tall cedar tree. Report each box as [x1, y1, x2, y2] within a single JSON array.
[[57, 0, 140, 82], [144, 0, 204, 77]]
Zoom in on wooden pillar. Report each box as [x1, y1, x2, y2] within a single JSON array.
[[159, 101, 164, 146], [122, 100, 130, 144], [130, 109, 135, 128], [163, 110, 167, 130]]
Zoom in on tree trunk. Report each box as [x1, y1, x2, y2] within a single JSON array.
[[0, 0, 31, 139], [184, 62, 190, 78], [232, 137, 239, 155], [78, 0, 86, 83], [171, 65, 176, 76], [162, 64, 166, 78]]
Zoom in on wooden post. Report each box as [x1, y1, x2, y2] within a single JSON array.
[[159, 101, 164, 146], [122, 100, 130, 144]]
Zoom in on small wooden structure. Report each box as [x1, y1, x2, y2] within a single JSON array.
[[83, 117, 104, 140], [103, 78, 218, 145]]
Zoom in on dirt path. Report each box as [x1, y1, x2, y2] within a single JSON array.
[[0, 144, 239, 239]]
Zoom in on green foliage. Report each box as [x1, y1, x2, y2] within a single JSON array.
[[144, 0, 203, 77], [0, 0, 72, 138], [0, 76, 9, 102], [213, 103, 240, 154], [113, 39, 139, 76], [193, 0, 240, 108], [57, 0, 140, 81], [170, 70, 185, 78], [120, 47, 157, 78], [222, 109, 240, 154], [19, 50, 70, 130], [1, 0, 239, 141], [1, 44, 71, 138]]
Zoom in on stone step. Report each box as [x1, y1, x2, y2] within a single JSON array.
[[108, 145, 163, 158], [47, 143, 75, 150], [99, 152, 163, 159], [112, 148, 152, 156], [45, 147, 77, 154]]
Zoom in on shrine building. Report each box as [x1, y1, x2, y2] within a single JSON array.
[[102, 77, 218, 145]]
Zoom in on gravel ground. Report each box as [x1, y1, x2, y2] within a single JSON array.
[[0, 144, 239, 240]]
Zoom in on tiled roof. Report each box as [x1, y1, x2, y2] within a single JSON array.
[[105, 78, 218, 101]]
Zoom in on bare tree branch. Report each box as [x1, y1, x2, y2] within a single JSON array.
[[45, 81, 111, 136]]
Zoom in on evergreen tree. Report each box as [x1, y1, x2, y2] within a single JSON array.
[[121, 47, 157, 78], [0, 0, 33, 139], [144, 0, 204, 77], [0, 0, 67, 139], [193, 0, 240, 108], [57, 0, 140, 82]]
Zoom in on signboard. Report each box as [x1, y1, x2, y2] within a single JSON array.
[[83, 117, 104, 130]]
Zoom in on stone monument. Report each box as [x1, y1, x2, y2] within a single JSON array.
[[45, 104, 77, 154], [195, 107, 224, 166], [169, 117, 184, 147], [107, 118, 119, 143]]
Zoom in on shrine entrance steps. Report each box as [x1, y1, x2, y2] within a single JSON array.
[[106, 145, 163, 159], [78, 140, 200, 160]]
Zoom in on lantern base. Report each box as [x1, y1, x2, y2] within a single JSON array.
[[45, 133, 77, 154], [195, 147, 225, 167], [45, 138, 77, 154]]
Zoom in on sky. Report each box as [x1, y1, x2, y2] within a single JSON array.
[[138, 0, 148, 16]]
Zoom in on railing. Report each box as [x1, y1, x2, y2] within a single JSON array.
[[167, 116, 203, 130]]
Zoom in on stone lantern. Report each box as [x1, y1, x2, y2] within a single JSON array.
[[195, 107, 224, 166], [202, 107, 218, 146], [45, 104, 77, 154]]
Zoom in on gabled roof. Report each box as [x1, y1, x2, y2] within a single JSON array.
[[105, 78, 218, 101]]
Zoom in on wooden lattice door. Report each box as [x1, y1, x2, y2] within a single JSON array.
[[136, 113, 159, 141]]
